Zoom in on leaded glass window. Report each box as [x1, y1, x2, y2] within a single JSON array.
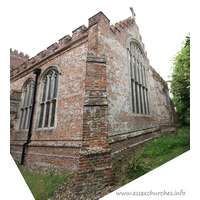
[[129, 41, 150, 115], [38, 69, 59, 128], [19, 79, 35, 130]]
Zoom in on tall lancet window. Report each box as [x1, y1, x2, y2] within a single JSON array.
[[18, 79, 35, 130], [38, 68, 60, 128], [129, 41, 150, 115]]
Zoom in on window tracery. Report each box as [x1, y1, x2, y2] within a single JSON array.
[[38, 68, 60, 128], [18, 79, 35, 130], [129, 41, 150, 115]]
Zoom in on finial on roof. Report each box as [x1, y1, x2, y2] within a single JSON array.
[[130, 7, 136, 20]]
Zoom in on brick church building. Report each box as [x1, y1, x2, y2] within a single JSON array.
[[10, 11, 180, 193]]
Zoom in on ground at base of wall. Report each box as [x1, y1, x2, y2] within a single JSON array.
[[16, 126, 189, 200], [112, 126, 189, 186], [50, 129, 189, 200]]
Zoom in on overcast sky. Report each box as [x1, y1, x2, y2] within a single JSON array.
[[9, 0, 193, 84]]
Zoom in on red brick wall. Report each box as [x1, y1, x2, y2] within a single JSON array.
[[75, 106, 114, 193], [10, 33, 88, 170], [74, 34, 114, 192]]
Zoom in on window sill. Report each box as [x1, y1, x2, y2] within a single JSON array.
[[14, 129, 28, 132], [131, 113, 152, 118], [35, 127, 55, 131]]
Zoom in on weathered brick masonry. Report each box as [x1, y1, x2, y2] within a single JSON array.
[[10, 49, 29, 71], [10, 11, 180, 193]]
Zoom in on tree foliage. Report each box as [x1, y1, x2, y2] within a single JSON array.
[[169, 34, 190, 125]]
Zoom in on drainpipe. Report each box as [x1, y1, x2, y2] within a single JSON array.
[[21, 68, 41, 165]]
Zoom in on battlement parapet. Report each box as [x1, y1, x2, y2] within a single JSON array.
[[10, 48, 29, 60], [109, 17, 148, 64], [58, 34, 72, 45], [10, 26, 88, 79], [149, 65, 168, 88], [89, 11, 110, 28], [10, 12, 147, 80], [72, 25, 88, 40], [109, 17, 134, 35], [11, 12, 111, 79]]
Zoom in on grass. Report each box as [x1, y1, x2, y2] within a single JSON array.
[[17, 165, 73, 200], [114, 126, 190, 186], [17, 126, 190, 198], [139, 127, 190, 158]]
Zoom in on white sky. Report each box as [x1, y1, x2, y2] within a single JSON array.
[[8, 0, 193, 83]]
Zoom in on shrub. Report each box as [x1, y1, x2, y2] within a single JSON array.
[[126, 155, 151, 179]]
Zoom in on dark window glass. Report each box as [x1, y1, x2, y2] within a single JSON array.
[[135, 82, 139, 113], [143, 88, 147, 114], [23, 89, 27, 107], [130, 55, 132, 79], [139, 85, 143, 114], [141, 64, 144, 85], [50, 100, 56, 127], [44, 102, 50, 127], [26, 86, 31, 106], [131, 79, 135, 113], [146, 89, 150, 115], [27, 107, 32, 129], [42, 79, 47, 102], [48, 73, 54, 100], [143, 68, 146, 87], [30, 84, 34, 105], [53, 74, 59, 98], [39, 104, 44, 128], [133, 58, 136, 80], [137, 62, 140, 83]]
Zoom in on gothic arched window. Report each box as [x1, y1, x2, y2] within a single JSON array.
[[38, 68, 60, 128], [129, 41, 150, 115], [18, 79, 35, 130]]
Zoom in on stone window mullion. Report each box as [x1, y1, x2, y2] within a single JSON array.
[[38, 68, 60, 129], [129, 40, 150, 116], [18, 80, 35, 130]]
